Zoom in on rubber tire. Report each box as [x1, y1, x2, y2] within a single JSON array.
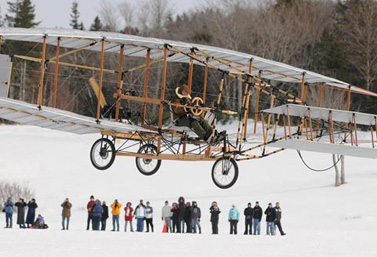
[[135, 144, 161, 176], [90, 138, 116, 170], [211, 157, 239, 189]]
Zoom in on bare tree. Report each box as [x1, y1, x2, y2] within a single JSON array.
[[337, 0, 377, 91], [99, 0, 120, 32]]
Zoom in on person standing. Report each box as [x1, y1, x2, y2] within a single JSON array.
[[228, 204, 239, 235], [86, 195, 96, 230], [92, 200, 103, 231], [161, 201, 172, 233], [178, 196, 186, 233], [15, 198, 26, 229], [61, 198, 72, 230], [26, 199, 38, 228], [145, 201, 154, 232], [210, 201, 221, 234], [3, 198, 14, 228], [111, 199, 122, 231], [171, 202, 180, 233], [244, 203, 253, 235], [253, 201, 263, 235], [191, 201, 201, 234], [124, 202, 134, 232], [101, 201, 109, 231], [274, 202, 286, 236], [134, 201, 146, 232], [264, 203, 276, 236], [184, 202, 192, 233]]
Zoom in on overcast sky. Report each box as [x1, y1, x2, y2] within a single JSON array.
[[0, 0, 203, 29]]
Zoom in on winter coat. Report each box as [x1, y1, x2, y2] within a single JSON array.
[[191, 206, 201, 220], [145, 206, 153, 219], [134, 205, 146, 218], [172, 206, 180, 222], [244, 207, 253, 220], [35, 216, 45, 225], [15, 202, 26, 224], [228, 207, 240, 221], [171, 96, 190, 120], [61, 201, 72, 217], [184, 206, 191, 222], [253, 206, 263, 221], [3, 201, 14, 214], [111, 203, 122, 216], [26, 201, 38, 224], [92, 201, 104, 217], [264, 207, 276, 222], [87, 200, 96, 216], [161, 205, 172, 218], [274, 207, 282, 221], [178, 203, 186, 221], [102, 205, 109, 220], [210, 206, 221, 223], [124, 206, 134, 221]]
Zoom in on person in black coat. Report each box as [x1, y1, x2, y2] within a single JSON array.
[[274, 202, 286, 236], [15, 198, 27, 229], [101, 201, 109, 231], [244, 203, 253, 235], [184, 202, 192, 233], [177, 196, 186, 233], [171, 203, 180, 233], [252, 201, 263, 235], [264, 203, 276, 236], [210, 201, 221, 234], [26, 199, 38, 228]]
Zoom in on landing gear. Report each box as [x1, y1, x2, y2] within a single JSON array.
[[211, 157, 239, 189], [135, 144, 161, 176], [90, 138, 116, 170]]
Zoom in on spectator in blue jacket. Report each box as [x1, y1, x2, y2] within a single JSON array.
[[92, 200, 104, 231], [228, 204, 240, 235], [134, 200, 146, 232], [4, 198, 14, 228]]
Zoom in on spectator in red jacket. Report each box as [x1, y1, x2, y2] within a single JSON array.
[[124, 202, 134, 232], [86, 195, 96, 230]]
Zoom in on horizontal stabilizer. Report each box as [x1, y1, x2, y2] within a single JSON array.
[[271, 139, 377, 159]]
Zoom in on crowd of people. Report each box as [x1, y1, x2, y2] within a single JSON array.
[[3, 195, 286, 236], [2, 197, 48, 229]]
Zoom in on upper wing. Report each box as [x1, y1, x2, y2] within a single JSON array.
[[0, 96, 153, 135]]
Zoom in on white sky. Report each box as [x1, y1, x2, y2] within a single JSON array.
[[0, 0, 203, 29]]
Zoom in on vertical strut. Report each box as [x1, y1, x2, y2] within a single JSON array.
[[157, 45, 169, 153], [253, 71, 262, 134], [141, 49, 151, 126], [115, 45, 125, 122], [37, 35, 47, 108], [52, 37, 61, 108], [96, 39, 106, 122]]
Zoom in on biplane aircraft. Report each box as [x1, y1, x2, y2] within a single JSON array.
[[0, 28, 377, 189]]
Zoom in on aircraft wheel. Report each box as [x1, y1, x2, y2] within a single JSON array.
[[90, 138, 116, 170], [135, 144, 161, 176], [211, 157, 239, 189]]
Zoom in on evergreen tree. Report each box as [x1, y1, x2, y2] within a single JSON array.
[[70, 0, 81, 29], [90, 16, 102, 31], [6, 0, 40, 28]]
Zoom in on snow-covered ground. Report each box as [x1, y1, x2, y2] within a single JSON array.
[[0, 125, 377, 257]]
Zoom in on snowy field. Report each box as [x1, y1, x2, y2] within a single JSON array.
[[0, 125, 377, 257]]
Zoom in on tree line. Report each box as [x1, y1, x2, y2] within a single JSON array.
[[1, 0, 376, 122]]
